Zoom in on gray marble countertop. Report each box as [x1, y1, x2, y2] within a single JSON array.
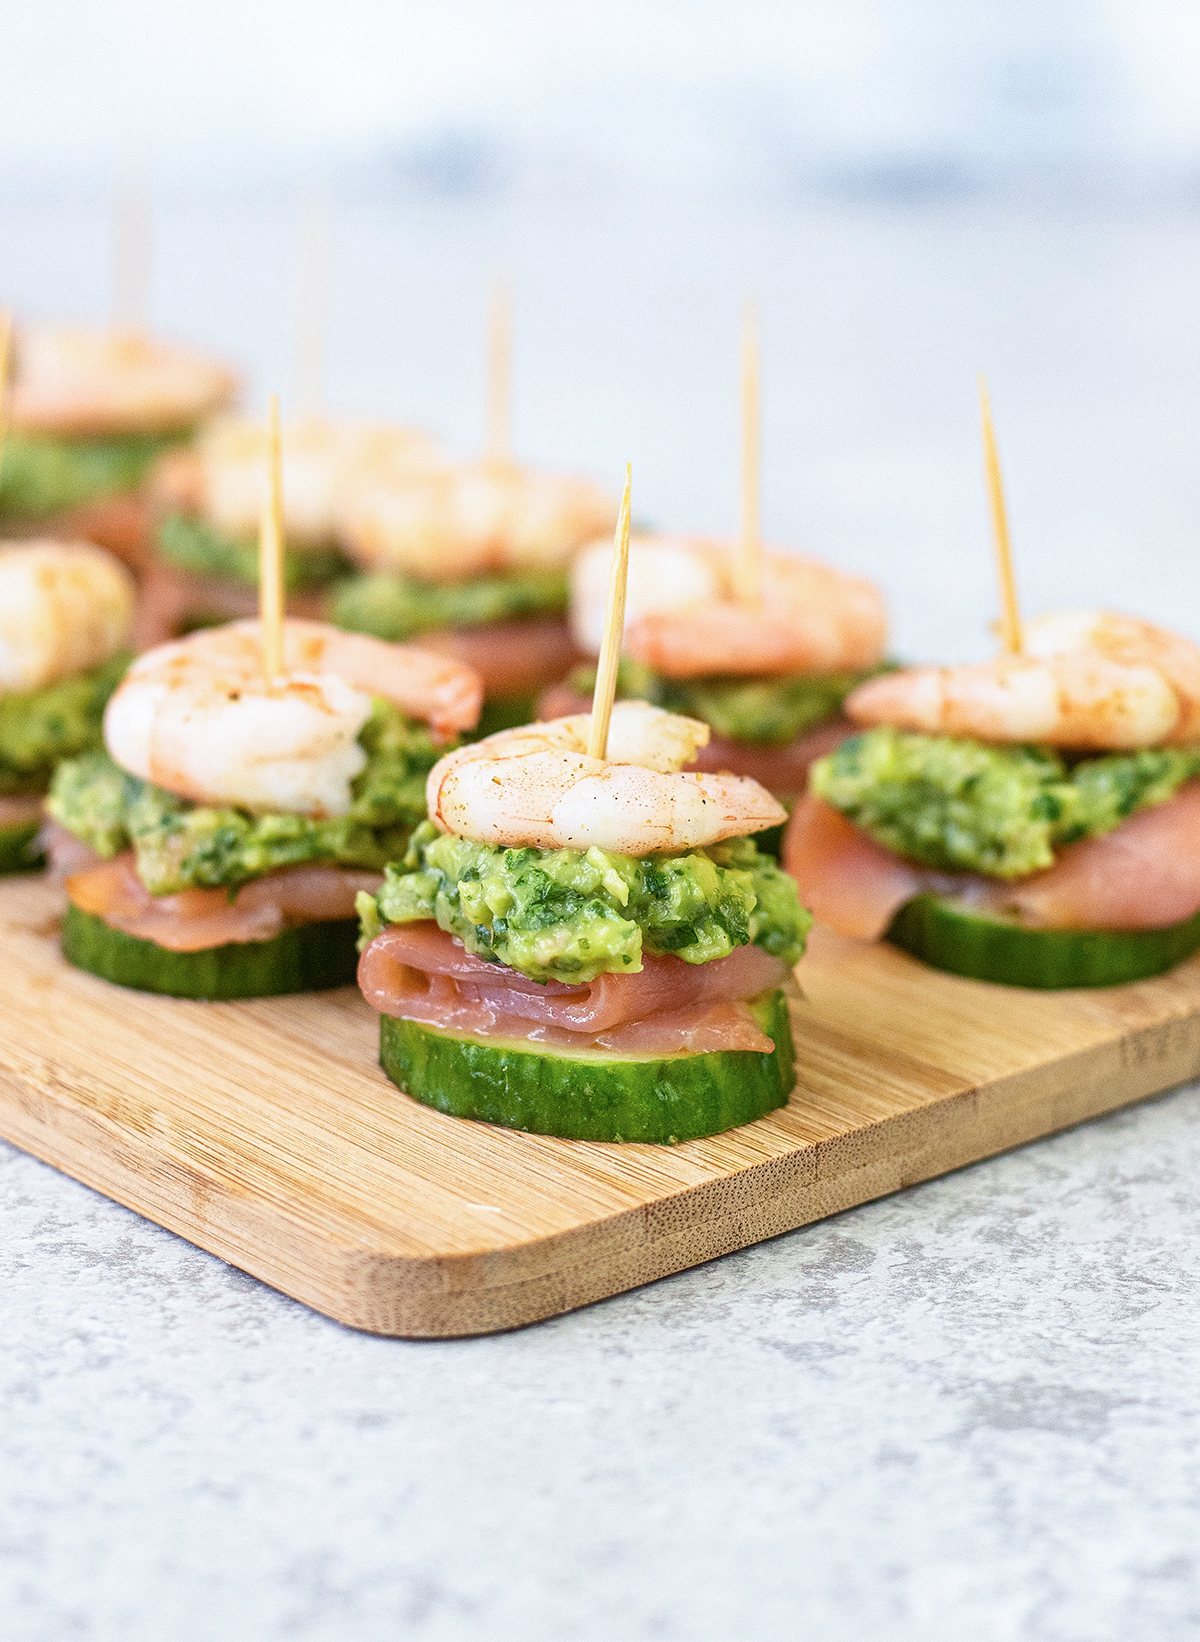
[[7, 1083, 1200, 1642], [5, 193, 1200, 1640]]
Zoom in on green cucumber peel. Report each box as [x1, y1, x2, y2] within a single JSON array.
[[61, 903, 360, 999], [887, 893, 1200, 989], [377, 986, 795, 1143], [0, 818, 45, 875]]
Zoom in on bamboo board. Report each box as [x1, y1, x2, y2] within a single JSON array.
[[3, 873, 1200, 1338]]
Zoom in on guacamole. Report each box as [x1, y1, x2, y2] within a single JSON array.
[[0, 652, 129, 794], [156, 512, 352, 591], [359, 821, 812, 984], [813, 726, 1200, 878], [48, 699, 445, 893], [566, 658, 882, 745], [0, 431, 182, 519], [331, 567, 569, 642]]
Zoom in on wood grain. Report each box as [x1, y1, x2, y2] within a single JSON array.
[[2, 875, 1199, 1337]]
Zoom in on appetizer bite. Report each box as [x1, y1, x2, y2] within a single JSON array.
[[785, 611, 1200, 987], [357, 702, 810, 1141], [543, 531, 888, 832], [48, 619, 482, 998], [0, 540, 135, 872], [0, 323, 236, 566], [331, 458, 618, 735], [142, 416, 437, 639], [356, 469, 812, 1143]]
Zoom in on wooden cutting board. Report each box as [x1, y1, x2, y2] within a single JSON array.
[[2, 872, 1199, 1338]]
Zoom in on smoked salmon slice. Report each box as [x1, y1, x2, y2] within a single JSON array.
[[66, 853, 382, 952], [358, 921, 792, 1054], [783, 782, 1200, 937]]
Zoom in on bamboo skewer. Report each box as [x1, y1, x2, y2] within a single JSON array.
[[0, 311, 12, 485], [486, 275, 512, 467], [737, 299, 763, 608], [978, 374, 1023, 655], [259, 393, 286, 682], [113, 185, 152, 332], [291, 198, 331, 421], [587, 464, 633, 762]]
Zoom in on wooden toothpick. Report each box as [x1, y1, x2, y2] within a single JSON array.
[[486, 275, 512, 466], [259, 393, 286, 681], [978, 374, 1022, 655], [0, 311, 12, 486], [737, 298, 763, 607], [113, 184, 152, 332], [291, 197, 331, 421], [587, 464, 633, 762]]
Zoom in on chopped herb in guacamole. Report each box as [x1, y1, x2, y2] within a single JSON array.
[[48, 699, 445, 893], [331, 566, 568, 642], [156, 512, 352, 590], [566, 657, 883, 745], [358, 821, 812, 984], [0, 430, 183, 519], [0, 652, 129, 794], [813, 726, 1200, 878]]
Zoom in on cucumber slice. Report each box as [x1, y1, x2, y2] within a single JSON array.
[[0, 818, 44, 875], [887, 893, 1200, 989], [378, 987, 795, 1143], [62, 903, 360, 999]]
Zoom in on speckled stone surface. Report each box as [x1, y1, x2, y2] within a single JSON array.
[[6, 1080, 1200, 1641]]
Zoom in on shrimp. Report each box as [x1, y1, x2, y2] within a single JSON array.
[[0, 540, 135, 693], [7, 324, 237, 437], [340, 460, 618, 582], [569, 533, 727, 654], [1023, 610, 1200, 744], [153, 416, 438, 547], [426, 699, 787, 853], [104, 618, 483, 817], [845, 652, 1181, 749], [578, 539, 887, 678]]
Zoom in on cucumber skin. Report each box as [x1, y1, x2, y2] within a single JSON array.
[[378, 988, 795, 1143], [887, 893, 1200, 989], [62, 903, 360, 999], [0, 819, 45, 875]]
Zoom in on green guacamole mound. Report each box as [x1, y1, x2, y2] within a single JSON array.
[[47, 699, 446, 894], [156, 512, 353, 591], [331, 567, 568, 642], [566, 657, 882, 746], [359, 820, 812, 985], [0, 652, 130, 795], [0, 430, 183, 518], [813, 726, 1200, 879]]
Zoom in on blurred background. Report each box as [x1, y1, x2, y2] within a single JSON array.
[[2, 0, 1199, 659]]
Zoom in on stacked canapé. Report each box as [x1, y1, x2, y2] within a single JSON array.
[[786, 611, 1200, 987], [356, 699, 812, 1142], [0, 323, 236, 567], [47, 619, 482, 998], [332, 457, 618, 734]]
